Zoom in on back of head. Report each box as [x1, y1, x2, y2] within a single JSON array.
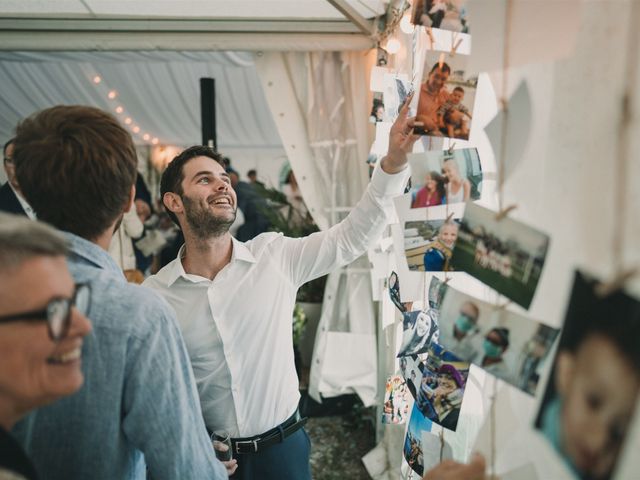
[[13, 105, 137, 240], [0, 212, 67, 273]]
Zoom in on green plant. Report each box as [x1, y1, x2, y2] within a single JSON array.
[[256, 184, 327, 303], [292, 303, 307, 346]]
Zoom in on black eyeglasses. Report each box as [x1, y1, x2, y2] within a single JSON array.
[[0, 283, 91, 341]]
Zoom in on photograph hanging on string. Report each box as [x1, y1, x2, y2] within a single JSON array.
[[381, 375, 411, 425], [383, 73, 412, 123], [403, 217, 462, 272], [428, 276, 449, 310], [535, 271, 640, 480], [389, 271, 413, 313], [438, 286, 559, 394], [404, 403, 433, 477], [408, 149, 483, 208], [369, 93, 385, 124], [415, 342, 470, 431], [414, 50, 478, 140], [397, 308, 441, 357], [400, 355, 424, 400], [410, 0, 470, 33], [450, 202, 550, 309]]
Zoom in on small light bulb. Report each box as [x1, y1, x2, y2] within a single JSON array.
[[93, 75, 102, 84], [115, 106, 124, 114], [108, 90, 117, 99], [124, 117, 132, 125], [400, 14, 414, 34], [132, 126, 140, 133], [143, 134, 150, 141], [151, 137, 159, 145], [386, 38, 401, 55]]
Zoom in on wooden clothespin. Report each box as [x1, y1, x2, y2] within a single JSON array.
[[595, 267, 638, 297], [447, 142, 457, 155], [450, 32, 463, 56], [495, 204, 517, 221], [445, 212, 455, 223], [438, 52, 445, 70], [499, 96, 509, 113], [426, 27, 435, 49]]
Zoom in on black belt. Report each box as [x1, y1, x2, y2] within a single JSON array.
[[231, 409, 307, 455]]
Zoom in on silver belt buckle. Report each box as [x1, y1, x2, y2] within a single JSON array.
[[235, 438, 260, 454]]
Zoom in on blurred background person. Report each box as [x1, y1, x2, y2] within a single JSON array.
[[0, 213, 92, 479], [0, 138, 35, 218]]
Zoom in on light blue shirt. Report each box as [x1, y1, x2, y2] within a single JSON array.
[[12, 233, 226, 480]]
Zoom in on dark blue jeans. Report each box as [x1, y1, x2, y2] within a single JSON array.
[[230, 428, 312, 480]]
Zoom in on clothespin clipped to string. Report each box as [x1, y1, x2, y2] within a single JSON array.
[[438, 52, 445, 69], [450, 32, 463, 56], [495, 204, 517, 221], [594, 267, 638, 298], [445, 212, 455, 223], [439, 429, 445, 462], [447, 142, 456, 155], [426, 27, 435, 50]]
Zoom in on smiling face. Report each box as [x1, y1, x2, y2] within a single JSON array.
[[167, 156, 237, 239], [555, 335, 640, 480], [0, 256, 92, 420], [442, 160, 461, 182], [415, 311, 431, 337], [438, 223, 458, 248], [426, 66, 449, 93], [450, 89, 464, 105]]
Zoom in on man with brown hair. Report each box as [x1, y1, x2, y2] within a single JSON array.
[[11, 106, 229, 480]]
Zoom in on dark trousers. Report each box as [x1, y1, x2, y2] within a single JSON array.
[[230, 427, 312, 480]]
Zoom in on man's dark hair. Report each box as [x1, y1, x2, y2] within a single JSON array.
[[247, 169, 257, 178], [3, 138, 14, 162], [160, 145, 224, 226], [14, 106, 137, 240], [489, 327, 510, 349], [429, 62, 451, 75]]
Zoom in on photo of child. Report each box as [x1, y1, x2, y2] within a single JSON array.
[[415, 342, 470, 431], [409, 148, 482, 209], [414, 51, 478, 140], [404, 219, 461, 272], [438, 286, 559, 395], [381, 375, 411, 425], [397, 309, 441, 357], [536, 271, 640, 480], [404, 403, 433, 477], [411, 0, 469, 33], [451, 202, 550, 309]]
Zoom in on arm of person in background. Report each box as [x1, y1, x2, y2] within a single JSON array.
[[121, 293, 231, 479], [423, 453, 486, 480], [281, 95, 421, 287]]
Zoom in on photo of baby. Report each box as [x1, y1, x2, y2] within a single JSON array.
[[451, 202, 550, 309], [381, 375, 411, 425], [415, 342, 470, 431], [438, 286, 559, 395], [536, 271, 640, 480], [408, 148, 482, 209], [404, 218, 461, 272], [414, 51, 478, 140], [411, 0, 469, 33]]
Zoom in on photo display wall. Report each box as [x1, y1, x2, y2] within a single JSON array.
[[366, 2, 640, 479]]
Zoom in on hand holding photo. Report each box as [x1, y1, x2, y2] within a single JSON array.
[[536, 271, 640, 480], [411, 0, 470, 33], [408, 149, 483, 209], [404, 218, 462, 272], [451, 203, 550, 309], [381, 375, 411, 425], [414, 51, 478, 140], [438, 287, 559, 394]]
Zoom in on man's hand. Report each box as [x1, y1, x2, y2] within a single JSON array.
[[381, 93, 422, 174], [423, 453, 486, 480], [221, 458, 237, 477]]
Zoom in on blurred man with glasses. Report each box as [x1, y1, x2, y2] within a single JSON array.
[[0, 138, 34, 218], [0, 213, 92, 479], [10, 106, 230, 479]]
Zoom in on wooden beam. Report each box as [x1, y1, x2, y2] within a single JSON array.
[[326, 0, 376, 36]]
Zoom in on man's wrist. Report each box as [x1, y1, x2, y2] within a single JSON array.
[[380, 155, 408, 175]]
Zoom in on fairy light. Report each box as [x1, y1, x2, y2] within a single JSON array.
[[386, 37, 401, 54], [143, 134, 150, 141], [115, 106, 124, 114], [132, 126, 140, 133], [151, 137, 159, 145], [124, 117, 132, 125], [107, 90, 117, 99], [93, 75, 102, 84]]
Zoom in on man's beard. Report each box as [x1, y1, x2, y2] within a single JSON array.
[[182, 193, 236, 239]]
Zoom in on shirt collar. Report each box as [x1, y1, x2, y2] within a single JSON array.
[[165, 236, 257, 287], [64, 231, 123, 277], [9, 183, 36, 219]]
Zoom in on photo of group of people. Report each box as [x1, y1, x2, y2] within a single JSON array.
[[408, 148, 482, 209], [404, 403, 433, 477], [451, 203, 550, 309], [411, 0, 469, 33], [397, 308, 441, 357], [415, 342, 470, 431], [382, 375, 411, 425], [414, 51, 478, 140], [438, 286, 559, 394], [403, 218, 461, 272], [536, 271, 640, 480]]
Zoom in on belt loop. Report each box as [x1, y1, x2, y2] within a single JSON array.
[[277, 425, 285, 443]]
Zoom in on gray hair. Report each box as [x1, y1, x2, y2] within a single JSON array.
[[0, 213, 67, 270]]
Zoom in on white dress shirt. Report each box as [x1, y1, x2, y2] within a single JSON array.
[[144, 164, 409, 437]]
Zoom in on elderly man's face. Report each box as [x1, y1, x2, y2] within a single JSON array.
[[0, 256, 92, 412]]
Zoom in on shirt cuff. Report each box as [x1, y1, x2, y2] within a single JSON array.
[[369, 160, 411, 199]]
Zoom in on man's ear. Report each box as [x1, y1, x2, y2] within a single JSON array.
[[555, 351, 575, 397], [124, 185, 136, 213], [163, 192, 183, 216]]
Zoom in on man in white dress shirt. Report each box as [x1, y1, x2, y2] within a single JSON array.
[[144, 99, 420, 479]]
